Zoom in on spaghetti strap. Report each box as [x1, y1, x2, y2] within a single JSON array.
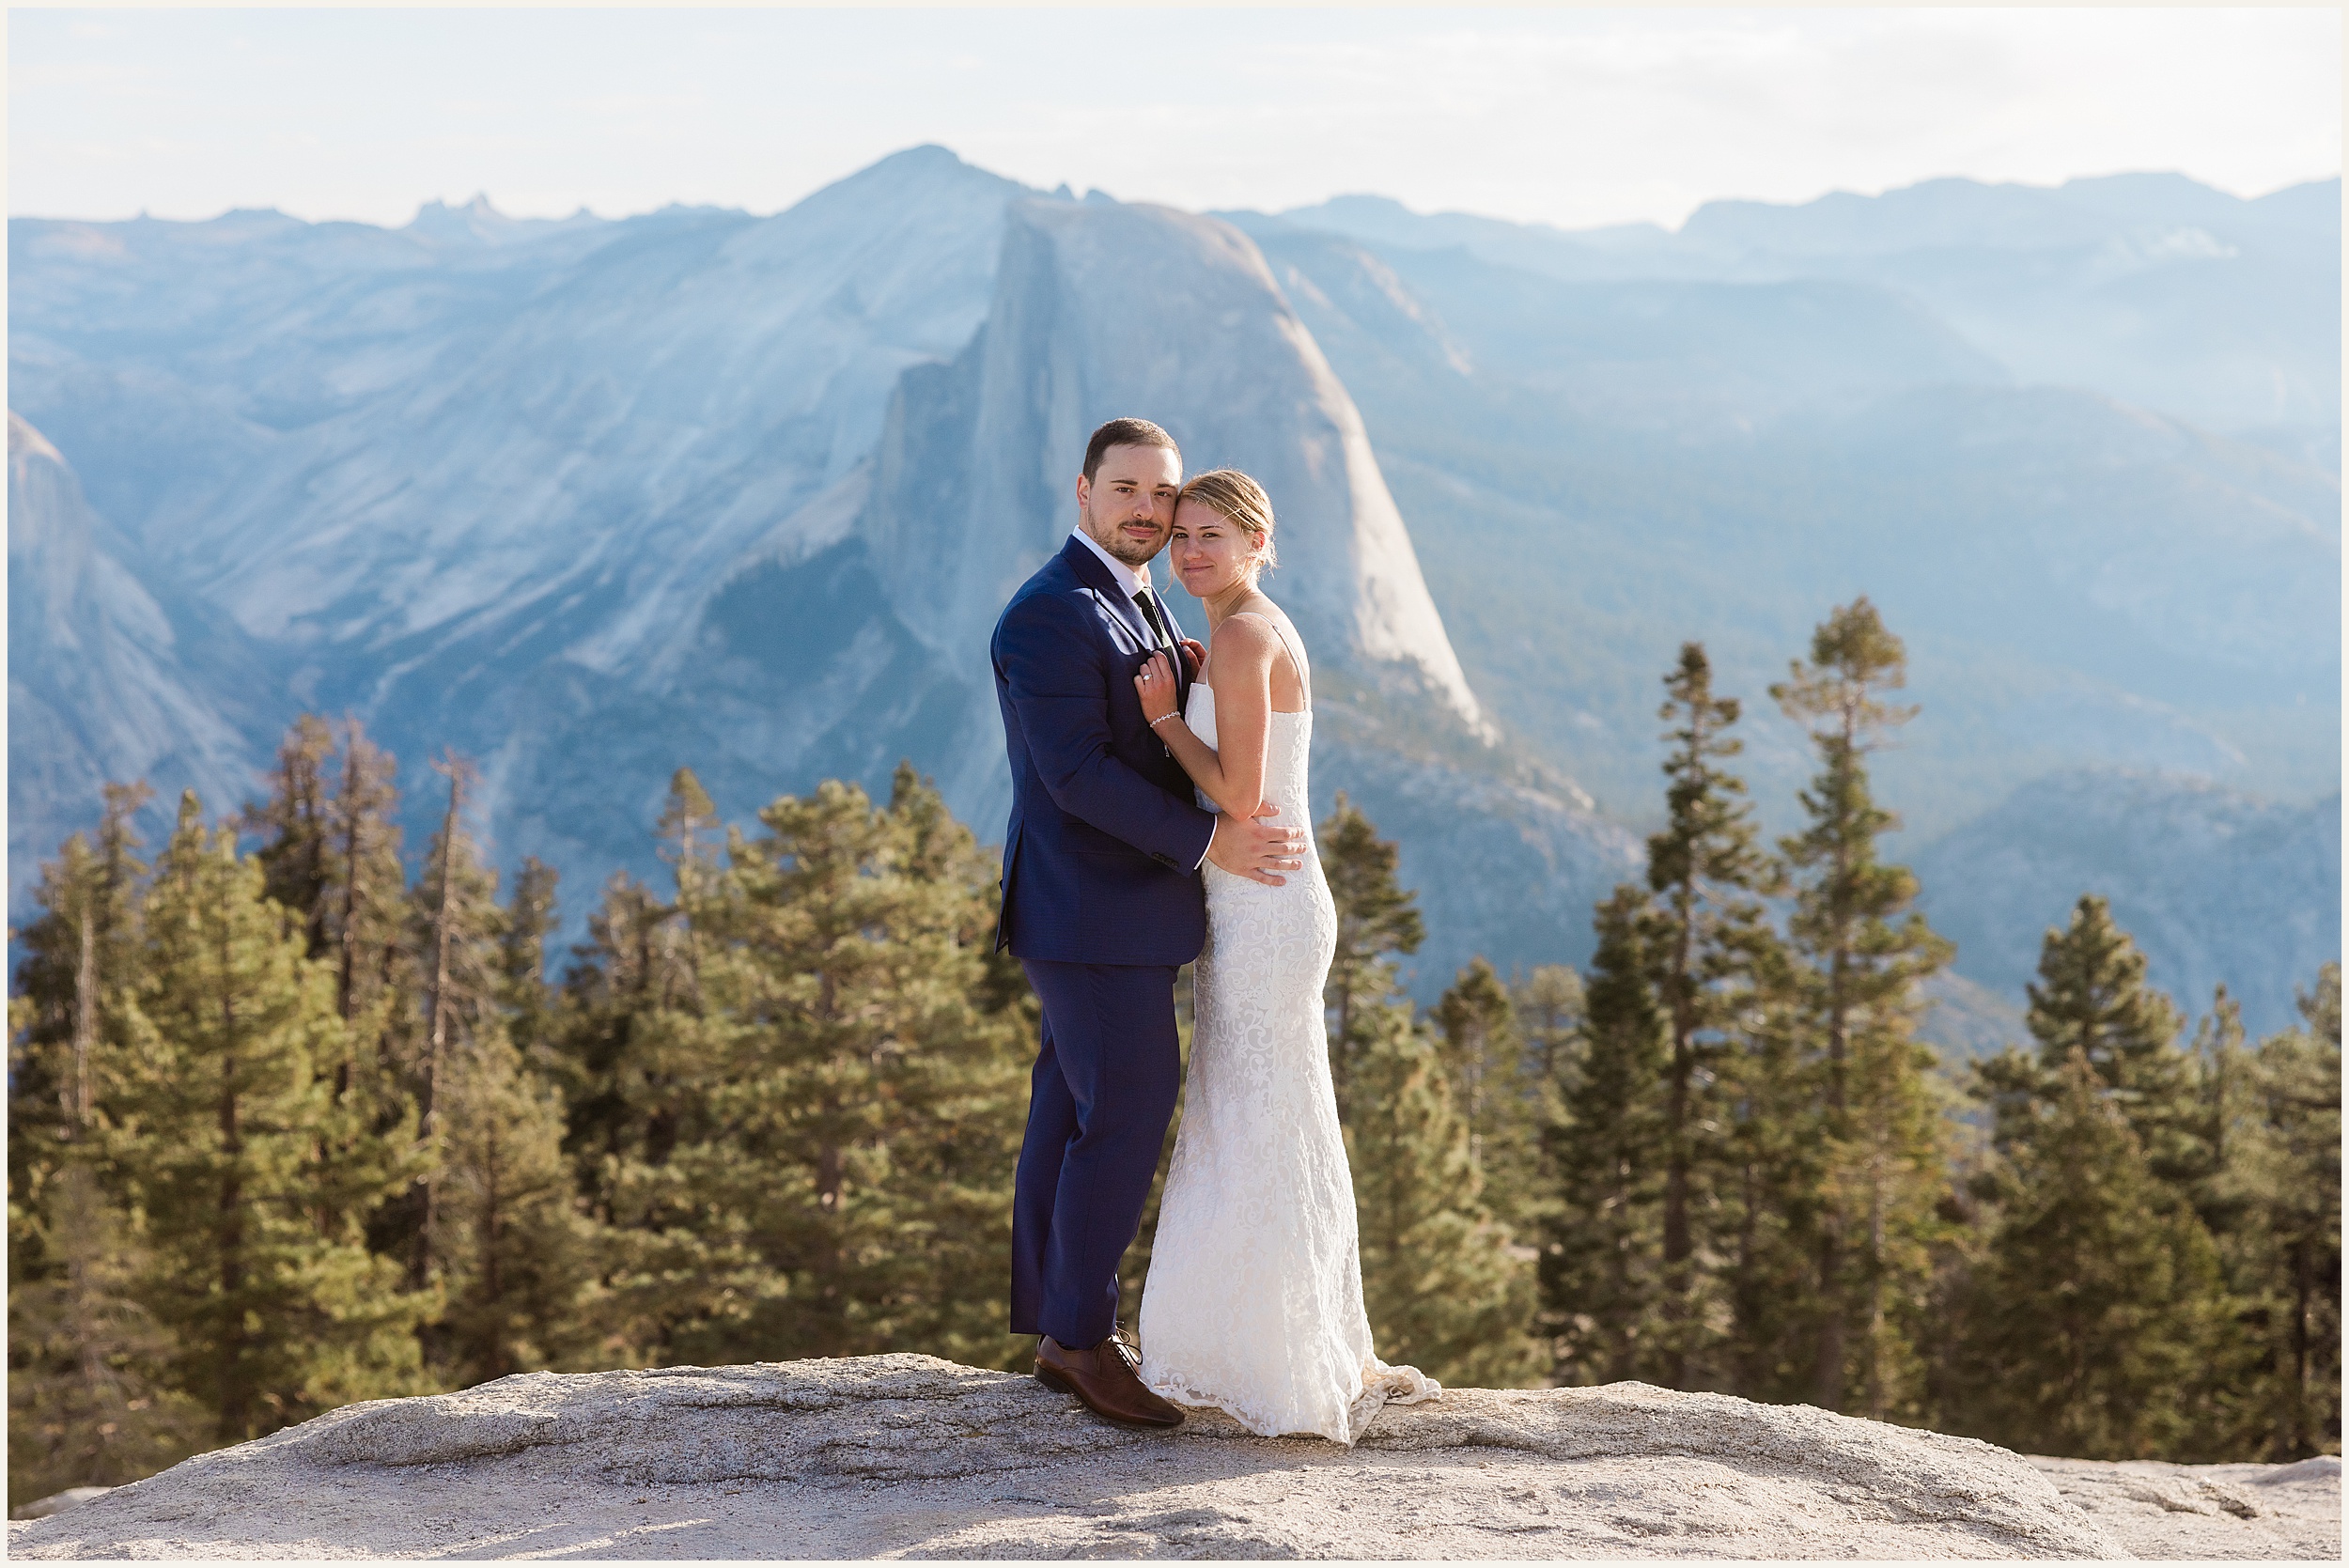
[[1229, 610, 1312, 709]]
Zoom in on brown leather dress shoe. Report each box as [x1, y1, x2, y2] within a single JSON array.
[[1034, 1332, 1185, 1429]]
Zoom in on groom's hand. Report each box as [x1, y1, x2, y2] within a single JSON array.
[[1207, 802, 1306, 887], [1177, 638, 1206, 680]]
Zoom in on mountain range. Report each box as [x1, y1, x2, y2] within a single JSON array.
[[8, 147, 2339, 1033]]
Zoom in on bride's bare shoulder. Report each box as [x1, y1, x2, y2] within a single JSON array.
[[1207, 612, 1283, 667]]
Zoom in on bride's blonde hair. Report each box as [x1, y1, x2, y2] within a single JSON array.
[[1177, 469, 1277, 578]]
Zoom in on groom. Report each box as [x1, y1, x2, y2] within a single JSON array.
[[991, 416, 1304, 1430]]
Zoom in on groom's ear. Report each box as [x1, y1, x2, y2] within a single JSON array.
[[1074, 473, 1092, 511]]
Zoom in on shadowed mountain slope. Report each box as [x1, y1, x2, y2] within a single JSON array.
[[1913, 770, 2341, 1035]]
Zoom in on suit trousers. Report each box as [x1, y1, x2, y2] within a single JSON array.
[[1010, 957, 1182, 1348]]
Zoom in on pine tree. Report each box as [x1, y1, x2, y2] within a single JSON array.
[[433, 1027, 600, 1384], [1715, 959, 1826, 1405], [1978, 894, 2199, 1186], [1541, 886, 1669, 1386], [874, 763, 1036, 1365], [322, 719, 409, 1032], [7, 1173, 206, 1507], [655, 768, 722, 890], [649, 767, 1029, 1367], [241, 717, 338, 958], [1770, 598, 1953, 1416], [1644, 642, 1776, 1390], [547, 867, 736, 1368], [8, 787, 206, 1504], [1349, 1000, 1544, 1389], [118, 792, 428, 1443], [1319, 793, 1425, 1120], [239, 718, 415, 1249], [408, 841, 605, 1386], [543, 771, 719, 1363], [1435, 957, 1538, 1227], [1941, 1048, 2233, 1459], [1511, 963, 1584, 1088], [398, 753, 506, 1291], [10, 784, 154, 1180], [2186, 984, 2281, 1453], [500, 858, 561, 1063], [2192, 984, 2248, 1202], [236, 716, 412, 1026], [2262, 966, 2343, 1457], [549, 870, 696, 1226], [2201, 967, 2342, 1458]]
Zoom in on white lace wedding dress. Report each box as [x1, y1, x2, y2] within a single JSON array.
[[1137, 612, 1439, 1443]]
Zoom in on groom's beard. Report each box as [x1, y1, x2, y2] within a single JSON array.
[[1082, 508, 1168, 568]]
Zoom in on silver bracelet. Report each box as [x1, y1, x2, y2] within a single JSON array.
[[1148, 713, 1182, 729]]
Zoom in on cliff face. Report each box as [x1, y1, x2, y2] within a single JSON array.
[[7, 411, 268, 880], [853, 194, 1629, 972], [114, 146, 1020, 673], [861, 196, 1483, 726], [9, 1355, 2339, 1560]]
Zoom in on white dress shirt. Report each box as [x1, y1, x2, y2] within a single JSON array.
[[1070, 525, 1154, 599]]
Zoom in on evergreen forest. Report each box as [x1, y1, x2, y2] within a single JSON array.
[[9, 598, 2340, 1506]]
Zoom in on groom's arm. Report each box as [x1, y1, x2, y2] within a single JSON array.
[[998, 598, 1217, 870]]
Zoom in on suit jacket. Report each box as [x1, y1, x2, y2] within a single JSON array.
[[991, 535, 1216, 965]]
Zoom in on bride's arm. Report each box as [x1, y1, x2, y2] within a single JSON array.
[[1135, 621, 1277, 820]]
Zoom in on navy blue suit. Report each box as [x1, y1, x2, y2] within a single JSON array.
[[992, 536, 1217, 1346]]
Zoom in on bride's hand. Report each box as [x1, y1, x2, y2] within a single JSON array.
[[1134, 651, 1179, 723]]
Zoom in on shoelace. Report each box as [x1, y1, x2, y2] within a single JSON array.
[[1106, 1330, 1143, 1372]]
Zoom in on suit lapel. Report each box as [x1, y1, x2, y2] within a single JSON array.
[[1061, 535, 1196, 714], [1061, 535, 1153, 649]]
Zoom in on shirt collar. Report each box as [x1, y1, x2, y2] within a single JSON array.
[[1070, 526, 1155, 599]]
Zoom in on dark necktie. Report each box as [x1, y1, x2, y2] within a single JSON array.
[[1133, 585, 1188, 711], [1133, 587, 1174, 653]]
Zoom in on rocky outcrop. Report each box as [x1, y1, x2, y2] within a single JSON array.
[[2029, 1453, 2341, 1561], [15, 1353, 2331, 1560]]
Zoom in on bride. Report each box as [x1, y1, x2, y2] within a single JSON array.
[[1127, 469, 1439, 1443]]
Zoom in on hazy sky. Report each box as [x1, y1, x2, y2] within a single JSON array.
[[9, 6, 2341, 232]]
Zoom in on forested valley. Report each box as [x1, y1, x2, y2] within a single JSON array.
[[9, 598, 2339, 1507]]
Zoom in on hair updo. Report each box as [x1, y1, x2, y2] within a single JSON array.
[[1177, 469, 1278, 575]]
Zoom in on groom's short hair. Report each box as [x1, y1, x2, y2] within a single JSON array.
[[1083, 418, 1179, 482]]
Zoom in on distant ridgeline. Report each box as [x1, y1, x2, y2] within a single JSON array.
[[6, 147, 2338, 1034], [8, 658, 2340, 1504]]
